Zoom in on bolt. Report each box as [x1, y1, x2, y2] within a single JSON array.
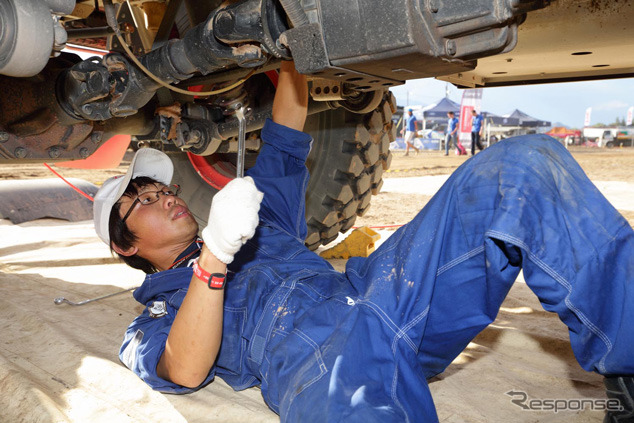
[[0, 132, 9, 142], [82, 104, 93, 116], [91, 132, 102, 144], [14, 147, 27, 159], [446, 39, 457, 56], [188, 129, 202, 144], [428, 0, 439, 13], [79, 147, 90, 159], [48, 146, 62, 159]]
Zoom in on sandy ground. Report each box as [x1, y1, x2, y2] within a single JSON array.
[[356, 145, 634, 230], [0, 144, 632, 422]]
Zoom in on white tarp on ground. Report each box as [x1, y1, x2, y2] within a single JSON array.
[[4, 174, 630, 422]]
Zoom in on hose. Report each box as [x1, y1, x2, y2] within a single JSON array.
[[279, 0, 309, 28]]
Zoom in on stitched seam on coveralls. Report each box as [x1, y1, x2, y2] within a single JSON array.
[[436, 246, 485, 277], [391, 363, 410, 423], [248, 231, 306, 259], [391, 306, 430, 355], [487, 229, 613, 373], [281, 328, 328, 414], [295, 171, 310, 236], [247, 269, 295, 364], [356, 300, 418, 353]]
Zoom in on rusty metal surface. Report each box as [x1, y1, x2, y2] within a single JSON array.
[[0, 178, 97, 223], [0, 55, 98, 163]]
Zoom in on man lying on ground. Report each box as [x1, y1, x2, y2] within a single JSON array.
[[93, 60, 634, 422]]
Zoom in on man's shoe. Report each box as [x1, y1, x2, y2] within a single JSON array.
[[604, 376, 634, 422]]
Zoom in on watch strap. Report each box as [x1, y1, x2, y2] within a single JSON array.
[[192, 259, 226, 289]]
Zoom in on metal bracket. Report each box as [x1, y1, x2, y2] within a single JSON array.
[[310, 78, 345, 101]]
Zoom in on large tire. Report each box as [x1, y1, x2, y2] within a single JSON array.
[[169, 153, 219, 230], [303, 90, 396, 250], [167, 90, 396, 250]]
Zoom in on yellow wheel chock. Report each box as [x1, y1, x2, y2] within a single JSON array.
[[319, 226, 381, 259]]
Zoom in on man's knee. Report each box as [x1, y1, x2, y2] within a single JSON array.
[[486, 134, 567, 163]]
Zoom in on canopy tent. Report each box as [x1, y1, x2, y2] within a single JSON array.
[[408, 97, 461, 136], [481, 112, 523, 146], [546, 126, 581, 138], [420, 97, 461, 119], [482, 112, 521, 127], [503, 109, 551, 127]]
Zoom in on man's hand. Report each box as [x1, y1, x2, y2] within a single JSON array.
[[202, 177, 264, 264]]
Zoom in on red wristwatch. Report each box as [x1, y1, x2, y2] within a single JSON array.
[[192, 259, 226, 289]]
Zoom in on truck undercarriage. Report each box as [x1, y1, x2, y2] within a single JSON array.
[[0, 0, 632, 249]]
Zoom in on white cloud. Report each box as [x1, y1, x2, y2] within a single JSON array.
[[593, 100, 629, 111]]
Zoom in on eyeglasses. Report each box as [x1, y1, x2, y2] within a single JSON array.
[[120, 184, 181, 224]]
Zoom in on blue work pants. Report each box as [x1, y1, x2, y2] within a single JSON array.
[[283, 135, 634, 422]]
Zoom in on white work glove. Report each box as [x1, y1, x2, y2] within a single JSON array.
[[201, 176, 264, 264]]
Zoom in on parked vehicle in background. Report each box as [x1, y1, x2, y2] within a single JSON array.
[[583, 127, 616, 148], [583, 127, 634, 148], [614, 128, 634, 147]]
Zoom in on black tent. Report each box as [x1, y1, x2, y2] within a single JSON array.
[[482, 112, 521, 126], [420, 97, 461, 119], [504, 109, 551, 127]]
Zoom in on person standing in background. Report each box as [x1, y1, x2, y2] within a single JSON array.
[[401, 109, 420, 156], [445, 111, 465, 156], [470, 109, 485, 155]]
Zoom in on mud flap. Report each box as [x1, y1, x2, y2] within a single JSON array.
[[0, 178, 97, 223]]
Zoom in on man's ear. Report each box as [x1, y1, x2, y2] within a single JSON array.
[[112, 242, 138, 257]]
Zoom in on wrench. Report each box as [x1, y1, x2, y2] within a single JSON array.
[[54, 286, 137, 306], [235, 104, 247, 178]]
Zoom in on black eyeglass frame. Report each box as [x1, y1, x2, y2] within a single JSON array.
[[120, 184, 181, 224]]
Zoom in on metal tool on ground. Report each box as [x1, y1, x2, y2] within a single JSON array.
[[235, 104, 247, 178], [54, 286, 138, 306]]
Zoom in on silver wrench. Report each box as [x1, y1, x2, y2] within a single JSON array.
[[235, 104, 247, 178], [54, 286, 137, 306]]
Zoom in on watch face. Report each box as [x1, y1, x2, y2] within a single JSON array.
[[208, 273, 226, 289]]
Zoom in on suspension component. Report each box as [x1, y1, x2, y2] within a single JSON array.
[[57, 0, 277, 123], [215, 84, 250, 117]]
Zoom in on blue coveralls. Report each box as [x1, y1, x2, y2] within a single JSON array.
[[120, 119, 634, 422]]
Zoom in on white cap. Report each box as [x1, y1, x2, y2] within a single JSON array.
[[93, 148, 173, 245]]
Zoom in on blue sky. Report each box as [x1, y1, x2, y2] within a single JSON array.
[[390, 78, 634, 128]]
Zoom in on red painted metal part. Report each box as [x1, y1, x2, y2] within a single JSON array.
[[185, 70, 279, 189], [56, 134, 131, 169], [186, 152, 233, 190]]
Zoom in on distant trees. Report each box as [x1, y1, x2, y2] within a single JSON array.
[[591, 117, 630, 127], [611, 117, 627, 126]]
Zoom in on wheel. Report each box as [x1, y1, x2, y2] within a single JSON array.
[[303, 90, 396, 250], [169, 152, 219, 230], [606, 141, 615, 148], [168, 90, 396, 251]]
